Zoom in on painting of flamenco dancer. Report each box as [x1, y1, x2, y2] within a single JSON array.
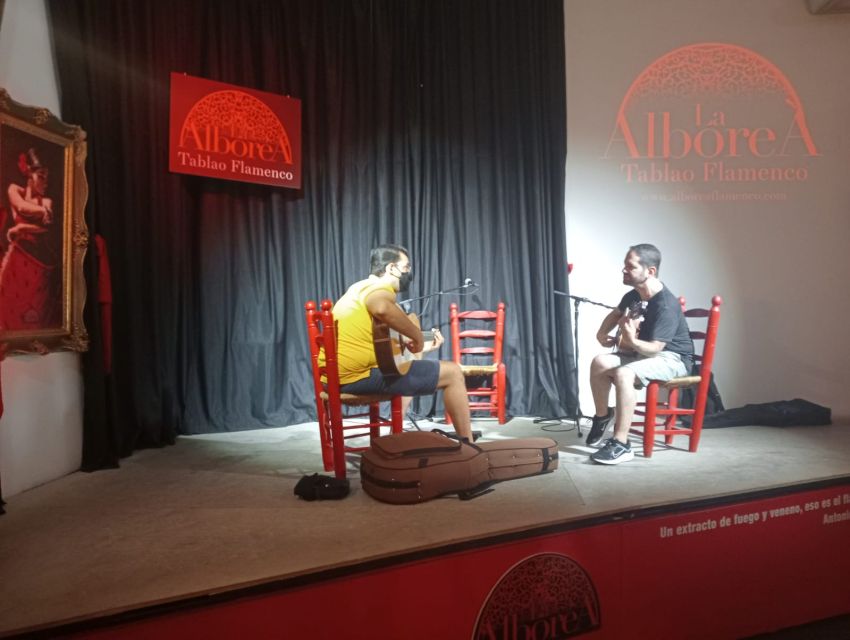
[[0, 145, 64, 330], [0, 89, 88, 354]]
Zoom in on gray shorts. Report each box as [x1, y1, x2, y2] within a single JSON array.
[[616, 350, 689, 388], [338, 359, 440, 396]]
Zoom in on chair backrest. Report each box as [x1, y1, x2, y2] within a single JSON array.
[[304, 300, 343, 423], [449, 302, 506, 365], [681, 295, 722, 414]]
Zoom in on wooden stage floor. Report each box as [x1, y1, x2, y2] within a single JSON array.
[[1, 417, 849, 637]]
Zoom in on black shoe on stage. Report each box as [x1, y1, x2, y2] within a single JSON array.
[[586, 408, 614, 446], [590, 437, 634, 465]]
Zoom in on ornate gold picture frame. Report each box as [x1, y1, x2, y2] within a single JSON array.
[[0, 89, 89, 354]]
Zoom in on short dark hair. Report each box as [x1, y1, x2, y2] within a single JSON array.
[[629, 243, 661, 272], [370, 244, 409, 276]]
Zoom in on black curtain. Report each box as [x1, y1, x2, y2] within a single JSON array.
[[47, 0, 575, 467]]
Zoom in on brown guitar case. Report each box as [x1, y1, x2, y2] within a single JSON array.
[[477, 437, 560, 482], [360, 430, 558, 504]]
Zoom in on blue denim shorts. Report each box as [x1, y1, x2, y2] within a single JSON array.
[[339, 359, 440, 396]]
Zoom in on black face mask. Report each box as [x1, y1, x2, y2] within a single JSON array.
[[396, 267, 413, 293]]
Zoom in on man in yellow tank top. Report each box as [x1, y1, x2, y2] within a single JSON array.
[[330, 244, 473, 441]]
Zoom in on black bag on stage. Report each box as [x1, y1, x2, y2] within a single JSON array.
[[702, 398, 831, 429], [679, 366, 725, 415], [294, 473, 350, 501]]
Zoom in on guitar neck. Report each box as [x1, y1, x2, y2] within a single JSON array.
[[421, 330, 436, 341]]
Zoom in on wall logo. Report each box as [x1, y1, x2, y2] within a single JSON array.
[[473, 553, 600, 639], [603, 43, 818, 199], [169, 73, 301, 189]]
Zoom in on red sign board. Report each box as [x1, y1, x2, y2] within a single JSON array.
[[168, 73, 301, 189], [79, 483, 850, 639]]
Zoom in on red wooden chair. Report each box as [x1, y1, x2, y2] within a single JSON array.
[[305, 300, 403, 478], [448, 301, 507, 424], [630, 295, 722, 458]]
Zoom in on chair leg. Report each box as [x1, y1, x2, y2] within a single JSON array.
[[689, 412, 704, 452], [369, 403, 380, 440], [644, 382, 659, 458], [689, 390, 708, 453], [390, 396, 404, 434], [329, 407, 346, 480], [665, 388, 679, 446], [319, 413, 334, 472], [496, 364, 506, 424]]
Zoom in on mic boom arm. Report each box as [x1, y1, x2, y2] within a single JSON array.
[[399, 278, 479, 310]]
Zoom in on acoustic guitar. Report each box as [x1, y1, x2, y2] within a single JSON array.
[[614, 300, 646, 354], [372, 313, 438, 378]]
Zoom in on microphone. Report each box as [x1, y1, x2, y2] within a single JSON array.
[[463, 278, 478, 287]]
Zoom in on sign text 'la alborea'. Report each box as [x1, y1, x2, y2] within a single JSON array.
[[169, 73, 302, 189], [602, 43, 820, 187], [605, 103, 819, 184]]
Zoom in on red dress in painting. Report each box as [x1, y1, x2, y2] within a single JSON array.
[[0, 169, 61, 331]]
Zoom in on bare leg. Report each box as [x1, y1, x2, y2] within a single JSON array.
[[611, 367, 638, 442], [437, 361, 472, 440], [590, 353, 620, 416]]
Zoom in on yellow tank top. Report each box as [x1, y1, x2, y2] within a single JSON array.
[[320, 278, 394, 384]]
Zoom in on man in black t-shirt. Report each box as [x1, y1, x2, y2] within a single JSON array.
[[586, 244, 694, 465]]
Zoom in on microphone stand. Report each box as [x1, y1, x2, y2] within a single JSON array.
[[398, 282, 476, 313], [535, 291, 615, 435]]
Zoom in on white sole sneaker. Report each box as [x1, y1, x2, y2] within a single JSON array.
[[590, 438, 634, 464], [592, 448, 634, 465]]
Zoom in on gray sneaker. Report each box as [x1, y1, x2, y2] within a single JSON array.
[[586, 408, 614, 446], [590, 438, 634, 465]]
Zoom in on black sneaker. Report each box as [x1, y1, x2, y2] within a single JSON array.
[[590, 438, 634, 465], [586, 408, 614, 446]]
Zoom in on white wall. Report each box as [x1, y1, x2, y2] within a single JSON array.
[[564, 0, 850, 419], [0, 0, 83, 498]]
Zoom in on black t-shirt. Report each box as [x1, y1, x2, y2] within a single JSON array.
[[619, 286, 694, 369]]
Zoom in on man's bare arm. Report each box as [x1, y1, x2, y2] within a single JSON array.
[[365, 289, 425, 353], [617, 315, 666, 357], [596, 308, 623, 347]]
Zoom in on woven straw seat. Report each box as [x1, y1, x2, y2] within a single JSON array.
[[320, 391, 397, 406], [459, 364, 500, 376], [660, 375, 702, 389]]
